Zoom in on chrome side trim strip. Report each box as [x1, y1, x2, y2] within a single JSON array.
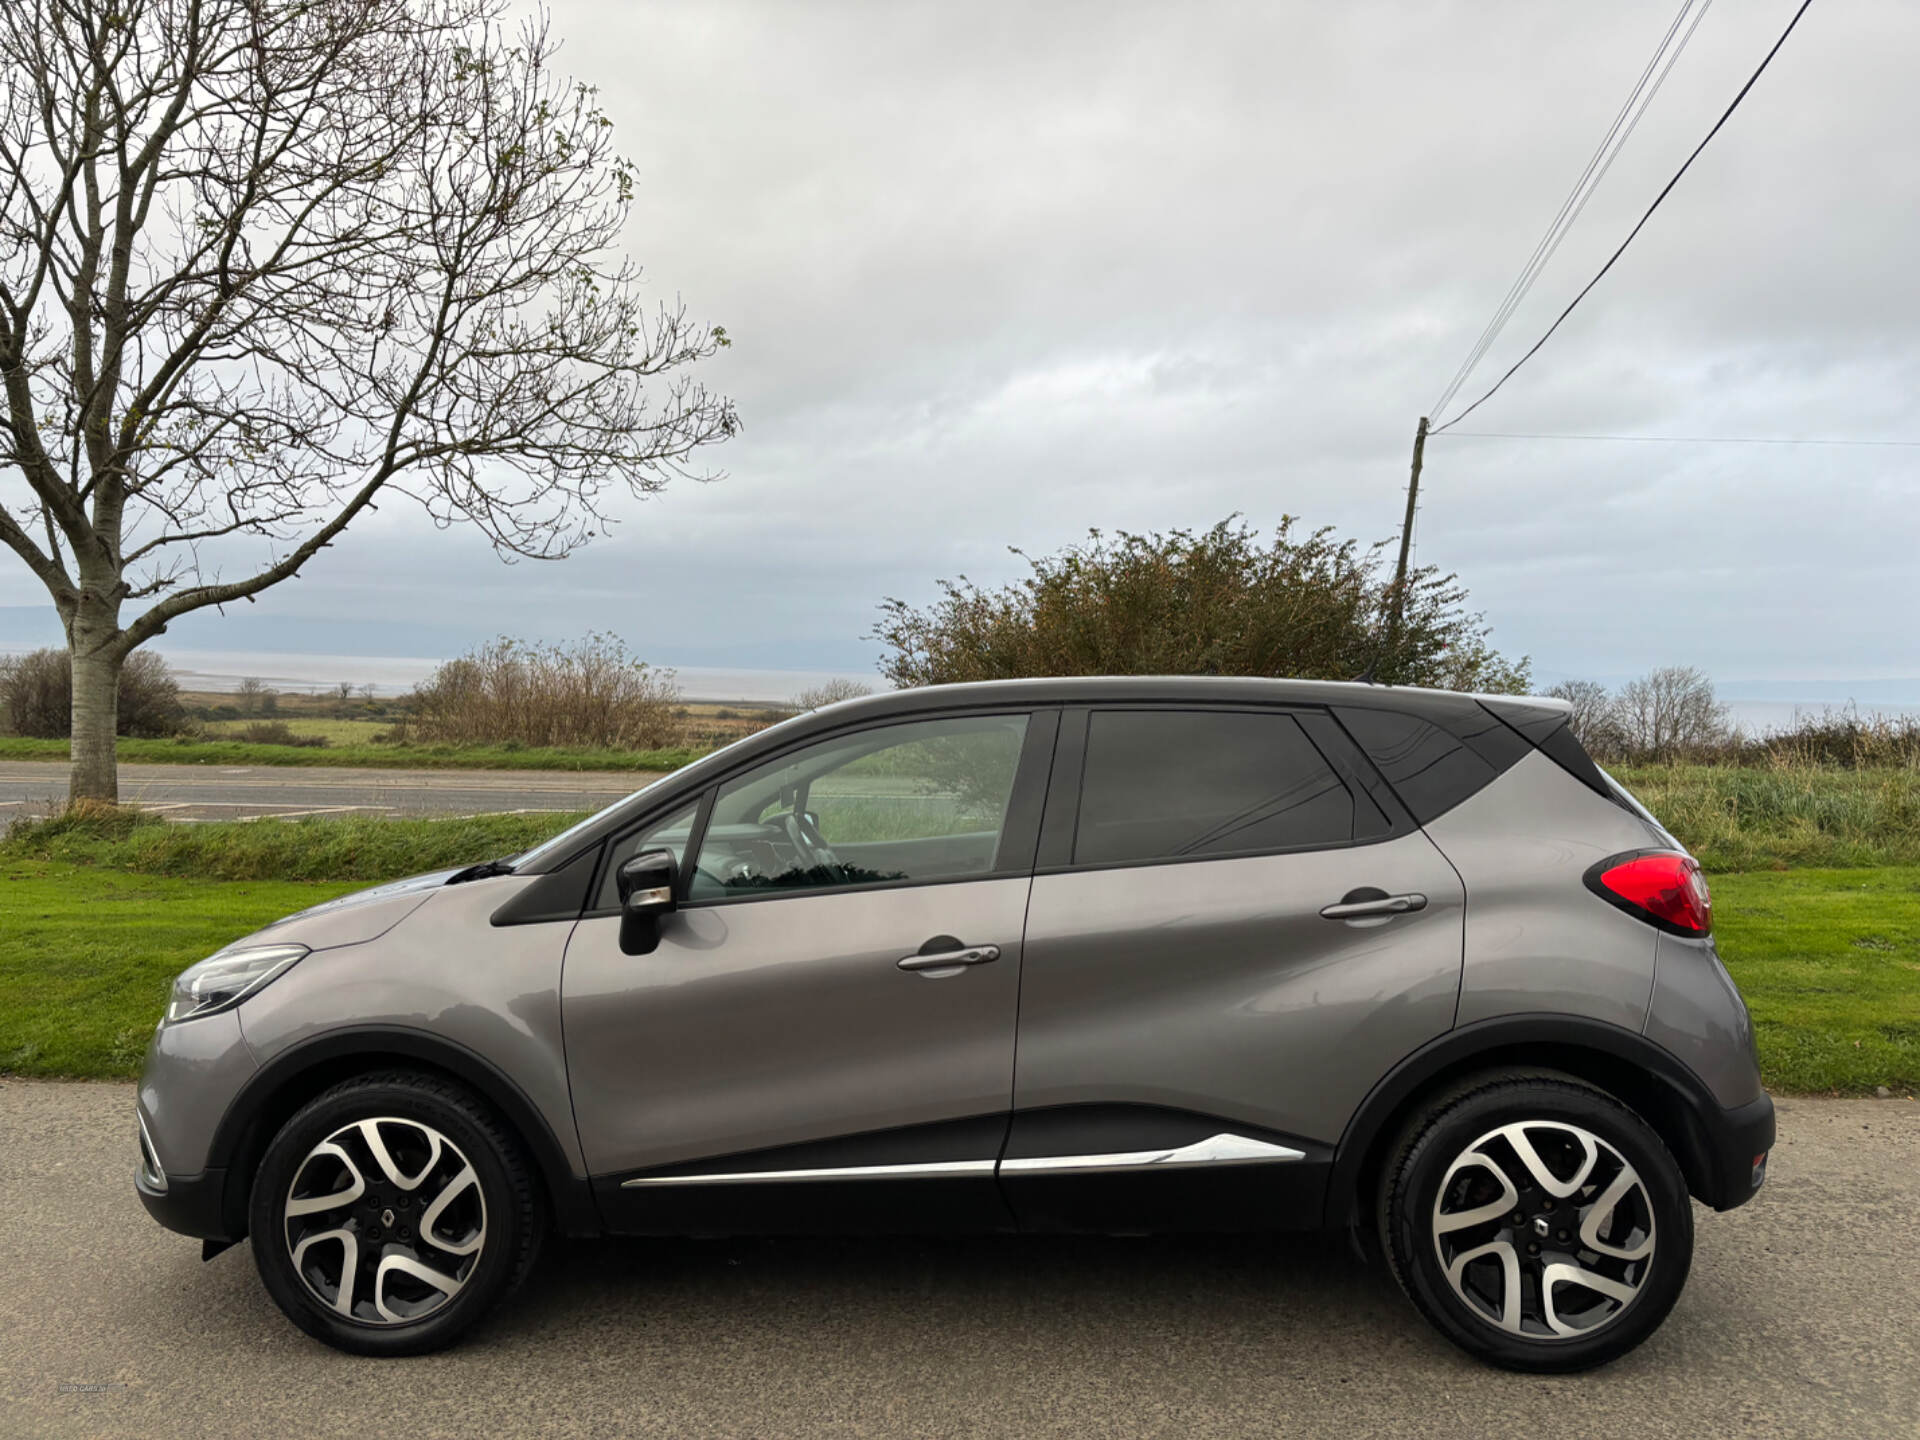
[[619, 1133, 1305, 1188], [622, 1158, 996, 1188], [999, 1132, 1305, 1176]]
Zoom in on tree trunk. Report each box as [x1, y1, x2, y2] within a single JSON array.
[[68, 637, 123, 806]]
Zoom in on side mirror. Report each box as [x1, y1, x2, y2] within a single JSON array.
[[616, 848, 678, 956]]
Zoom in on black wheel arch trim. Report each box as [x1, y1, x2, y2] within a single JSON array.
[[1324, 1012, 1774, 1227], [205, 1025, 600, 1242]]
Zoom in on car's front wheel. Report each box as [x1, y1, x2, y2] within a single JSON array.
[[249, 1070, 543, 1355], [1379, 1074, 1693, 1372]]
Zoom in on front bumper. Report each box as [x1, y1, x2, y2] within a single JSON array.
[[135, 1166, 241, 1243], [1695, 1090, 1776, 1212]]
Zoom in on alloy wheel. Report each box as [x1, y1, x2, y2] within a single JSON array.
[[1430, 1118, 1655, 1340], [282, 1116, 487, 1326]]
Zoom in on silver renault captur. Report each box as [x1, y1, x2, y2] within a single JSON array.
[[135, 677, 1773, 1371]]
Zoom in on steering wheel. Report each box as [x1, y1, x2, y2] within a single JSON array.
[[778, 810, 841, 876]]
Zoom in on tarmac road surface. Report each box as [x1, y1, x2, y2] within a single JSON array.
[[0, 759, 653, 822], [0, 1082, 1915, 1439]]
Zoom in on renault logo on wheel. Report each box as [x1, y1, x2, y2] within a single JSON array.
[[1533, 1216, 1551, 1239]]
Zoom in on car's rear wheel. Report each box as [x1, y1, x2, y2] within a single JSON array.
[[249, 1071, 543, 1356], [1378, 1074, 1693, 1372]]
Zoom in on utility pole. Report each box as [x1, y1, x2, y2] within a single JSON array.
[[1378, 415, 1429, 682]]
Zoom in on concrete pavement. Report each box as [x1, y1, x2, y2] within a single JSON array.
[[0, 759, 656, 822], [1, 1081, 1915, 1439]]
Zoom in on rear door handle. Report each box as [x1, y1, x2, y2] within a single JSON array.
[[1319, 892, 1428, 920], [897, 944, 1001, 972]]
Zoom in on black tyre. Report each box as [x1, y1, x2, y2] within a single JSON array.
[[249, 1070, 543, 1356], [1378, 1074, 1693, 1373]]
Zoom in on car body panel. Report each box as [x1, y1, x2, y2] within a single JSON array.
[[1424, 751, 1669, 1033], [1646, 931, 1765, 1109], [235, 876, 585, 1174], [243, 869, 459, 951]]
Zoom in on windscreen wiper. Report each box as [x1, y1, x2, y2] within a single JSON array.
[[447, 856, 519, 884]]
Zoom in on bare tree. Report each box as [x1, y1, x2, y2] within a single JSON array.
[[234, 675, 265, 716], [792, 677, 874, 711], [0, 0, 736, 800], [1614, 666, 1729, 760], [1545, 679, 1625, 759]]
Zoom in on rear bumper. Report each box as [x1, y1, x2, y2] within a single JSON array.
[[1695, 1090, 1775, 1212]]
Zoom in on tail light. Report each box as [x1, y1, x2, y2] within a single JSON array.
[[1584, 850, 1712, 936]]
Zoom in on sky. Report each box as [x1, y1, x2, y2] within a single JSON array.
[[2, 0, 1916, 698]]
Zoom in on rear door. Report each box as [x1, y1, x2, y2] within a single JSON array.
[[564, 709, 1055, 1235], [1004, 704, 1464, 1232]]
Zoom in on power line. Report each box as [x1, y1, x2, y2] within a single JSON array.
[[1429, 0, 1712, 421], [1435, 430, 1920, 448], [1431, 0, 1817, 436]]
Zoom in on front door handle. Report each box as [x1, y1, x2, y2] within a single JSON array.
[[897, 944, 1001, 973], [1319, 891, 1428, 921]]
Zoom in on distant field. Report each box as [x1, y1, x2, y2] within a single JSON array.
[[199, 717, 389, 744], [176, 687, 790, 747]]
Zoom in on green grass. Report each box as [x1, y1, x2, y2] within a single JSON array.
[[0, 733, 705, 773], [0, 807, 586, 882], [1612, 763, 1919, 871], [1713, 868, 1920, 1095], [0, 860, 359, 1077]]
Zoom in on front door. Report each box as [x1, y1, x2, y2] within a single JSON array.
[[563, 709, 1053, 1234]]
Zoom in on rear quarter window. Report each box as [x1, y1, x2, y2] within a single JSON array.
[[1334, 706, 1503, 825]]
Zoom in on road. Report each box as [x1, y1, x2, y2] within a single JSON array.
[[0, 1084, 1914, 1439], [0, 760, 655, 822]]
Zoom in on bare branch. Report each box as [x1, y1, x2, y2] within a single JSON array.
[[0, 0, 734, 676]]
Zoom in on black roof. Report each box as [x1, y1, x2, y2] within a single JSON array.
[[795, 674, 1562, 722]]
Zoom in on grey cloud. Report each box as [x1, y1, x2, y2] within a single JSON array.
[[5, 0, 1913, 692]]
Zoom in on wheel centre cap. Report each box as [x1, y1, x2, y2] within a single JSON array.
[[381, 1207, 396, 1227]]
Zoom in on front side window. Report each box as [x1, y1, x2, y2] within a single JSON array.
[[687, 714, 1031, 900], [1074, 709, 1353, 866]]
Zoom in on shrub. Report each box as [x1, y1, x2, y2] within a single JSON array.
[[871, 518, 1531, 693], [405, 634, 683, 749], [0, 648, 187, 738], [792, 678, 873, 711], [1547, 674, 1917, 770]]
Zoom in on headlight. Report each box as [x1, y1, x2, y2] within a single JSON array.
[[166, 944, 308, 1023]]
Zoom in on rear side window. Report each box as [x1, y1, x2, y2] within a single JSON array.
[[1073, 710, 1354, 866]]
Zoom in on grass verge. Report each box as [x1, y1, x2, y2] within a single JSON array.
[[0, 807, 587, 882], [0, 860, 358, 1078], [0, 733, 705, 773], [1713, 868, 1920, 1096]]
